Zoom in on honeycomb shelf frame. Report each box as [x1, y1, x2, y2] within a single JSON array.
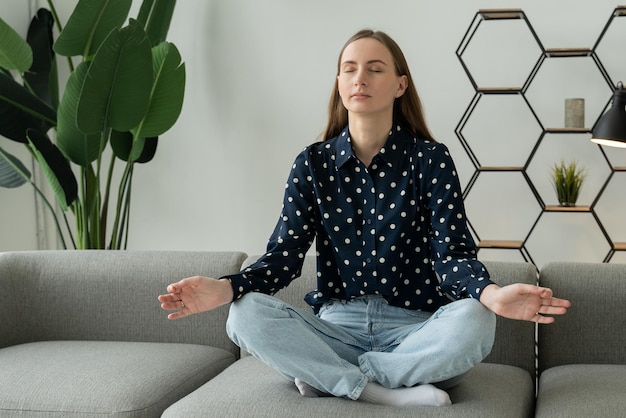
[[456, 7, 626, 264]]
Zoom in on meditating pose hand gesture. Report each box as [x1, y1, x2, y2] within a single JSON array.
[[158, 277, 233, 320], [159, 279, 570, 324]]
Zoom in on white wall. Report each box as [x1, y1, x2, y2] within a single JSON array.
[[2, 0, 625, 266]]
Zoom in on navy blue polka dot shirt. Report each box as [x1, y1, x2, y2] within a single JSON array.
[[227, 124, 494, 312]]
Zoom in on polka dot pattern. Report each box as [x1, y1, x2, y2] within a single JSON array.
[[228, 125, 494, 311]]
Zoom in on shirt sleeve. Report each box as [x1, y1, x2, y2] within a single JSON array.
[[421, 142, 495, 300], [225, 147, 317, 300]]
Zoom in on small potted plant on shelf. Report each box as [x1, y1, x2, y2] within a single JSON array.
[[550, 160, 586, 207]]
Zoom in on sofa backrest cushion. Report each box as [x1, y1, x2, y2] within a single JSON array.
[[538, 262, 626, 373], [242, 255, 537, 377], [0, 250, 247, 358], [482, 260, 537, 377]]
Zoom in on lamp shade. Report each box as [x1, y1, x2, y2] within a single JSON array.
[[591, 82, 626, 148]]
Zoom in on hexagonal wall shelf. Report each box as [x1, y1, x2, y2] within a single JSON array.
[[525, 211, 611, 267], [456, 7, 626, 264], [525, 55, 613, 129], [458, 94, 542, 169], [457, 9, 543, 90], [593, 170, 626, 260], [464, 171, 541, 262], [526, 132, 611, 207], [593, 6, 626, 90], [600, 142, 626, 169]]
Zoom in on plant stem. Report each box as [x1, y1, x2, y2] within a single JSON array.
[[61, 205, 77, 249], [46, 0, 74, 72], [79, 166, 89, 249], [109, 160, 133, 249], [92, 130, 109, 248], [118, 164, 134, 250], [31, 182, 68, 249], [100, 153, 117, 247]]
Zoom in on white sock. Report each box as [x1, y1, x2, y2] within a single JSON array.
[[294, 378, 331, 398], [359, 382, 451, 407]]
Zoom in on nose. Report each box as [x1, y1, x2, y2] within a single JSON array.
[[354, 69, 367, 86]]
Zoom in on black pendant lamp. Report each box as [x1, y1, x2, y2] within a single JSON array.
[[591, 81, 626, 148]]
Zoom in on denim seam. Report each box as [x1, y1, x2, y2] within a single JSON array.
[[348, 374, 371, 400]]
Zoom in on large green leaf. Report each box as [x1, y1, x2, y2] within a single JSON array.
[[24, 8, 57, 108], [110, 130, 158, 163], [0, 16, 33, 72], [53, 0, 132, 58], [26, 129, 77, 210], [137, 0, 177, 46], [76, 20, 153, 135], [0, 146, 30, 188], [56, 62, 103, 166], [0, 72, 56, 143], [134, 42, 185, 139]]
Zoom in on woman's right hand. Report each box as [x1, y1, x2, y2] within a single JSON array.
[[158, 276, 234, 320]]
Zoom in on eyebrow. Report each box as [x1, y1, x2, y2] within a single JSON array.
[[340, 59, 389, 67]]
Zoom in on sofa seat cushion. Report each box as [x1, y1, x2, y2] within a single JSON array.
[[0, 341, 235, 418], [163, 356, 535, 418], [536, 364, 626, 418]]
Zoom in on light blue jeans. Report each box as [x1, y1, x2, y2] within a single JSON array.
[[226, 293, 495, 400]]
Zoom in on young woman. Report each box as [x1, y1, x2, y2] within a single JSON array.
[[158, 29, 570, 407]]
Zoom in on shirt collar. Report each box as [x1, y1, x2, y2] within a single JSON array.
[[335, 124, 409, 169], [335, 127, 354, 168]]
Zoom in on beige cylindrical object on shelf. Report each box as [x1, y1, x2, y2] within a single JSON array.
[[564, 98, 585, 128]]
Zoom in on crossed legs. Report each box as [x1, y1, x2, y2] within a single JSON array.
[[226, 293, 495, 406]]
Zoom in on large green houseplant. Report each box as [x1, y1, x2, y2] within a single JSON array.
[[0, 0, 185, 249]]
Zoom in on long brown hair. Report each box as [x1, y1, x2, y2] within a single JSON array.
[[322, 29, 436, 142]]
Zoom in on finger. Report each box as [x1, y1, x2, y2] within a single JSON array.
[[160, 301, 180, 311], [167, 277, 194, 294], [539, 298, 571, 310], [536, 287, 553, 298], [548, 297, 571, 307], [160, 299, 186, 311], [538, 305, 568, 316], [535, 314, 555, 324], [168, 308, 191, 320], [157, 293, 180, 303]]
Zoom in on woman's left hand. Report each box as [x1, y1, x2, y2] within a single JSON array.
[[479, 283, 571, 324]]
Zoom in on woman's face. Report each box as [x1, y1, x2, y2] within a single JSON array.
[[337, 37, 407, 120]]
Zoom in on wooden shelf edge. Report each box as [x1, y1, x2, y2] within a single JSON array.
[[545, 48, 592, 57], [478, 166, 524, 172], [613, 242, 626, 251], [544, 205, 591, 212], [478, 9, 524, 20], [478, 240, 524, 249], [545, 128, 591, 133], [477, 87, 522, 94]]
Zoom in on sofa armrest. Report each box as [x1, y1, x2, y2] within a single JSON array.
[[0, 250, 247, 357]]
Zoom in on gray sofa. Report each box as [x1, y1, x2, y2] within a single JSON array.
[[0, 251, 624, 417]]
